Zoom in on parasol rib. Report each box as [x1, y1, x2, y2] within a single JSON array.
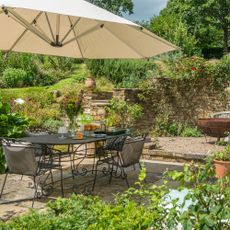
[[63, 23, 101, 46], [8, 12, 43, 52], [68, 16, 84, 58], [6, 8, 52, 44], [45, 13, 55, 41], [55, 14, 60, 44], [61, 17, 81, 43]]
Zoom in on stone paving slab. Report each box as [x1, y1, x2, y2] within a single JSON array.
[[0, 160, 184, 222]]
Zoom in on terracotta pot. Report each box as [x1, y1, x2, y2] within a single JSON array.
[[85, 77, 96, 89], [213, 159, 230, 178]]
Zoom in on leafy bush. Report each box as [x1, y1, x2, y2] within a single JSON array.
[[210, 54, 230, 89], [160, 56, 211, 80], [4, 53, 37, 75], [0, 101, 29, 138], [180, 126, 202, 137], [153, 112, 182, 136], [2, 68, 28, 88], [168, 161, 230, 229], [0, 100, 29, 173], [105, 98, 142, 128], [153, 113, 202, 137], [0, 53, 80, 87], [86, 59, 156, 88], [213, 145, 230, 161]]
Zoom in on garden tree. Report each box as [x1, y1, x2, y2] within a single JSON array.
[[185, 0, 230, 53], [87, 0, 134, 16], [150, 10, 199, 56], [165, 0, 230, 53]]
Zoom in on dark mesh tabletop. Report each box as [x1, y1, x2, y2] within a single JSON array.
[[20, 135, 108, 145]]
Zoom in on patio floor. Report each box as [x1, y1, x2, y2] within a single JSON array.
[[0, 159, 184, 221]]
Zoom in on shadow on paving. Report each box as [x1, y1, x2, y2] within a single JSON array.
[[0, 160, 184, 221]]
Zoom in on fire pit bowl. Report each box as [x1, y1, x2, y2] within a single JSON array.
[[197, 118, 230, 140]]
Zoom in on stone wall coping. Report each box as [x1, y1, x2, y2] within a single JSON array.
[[144, 149, 207, 161]]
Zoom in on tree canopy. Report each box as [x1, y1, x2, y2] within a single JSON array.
[[150, 0, 230, 56], [87, 0, 134, 16]]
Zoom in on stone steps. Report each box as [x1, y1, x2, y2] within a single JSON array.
[[142, 143, 206, 163]]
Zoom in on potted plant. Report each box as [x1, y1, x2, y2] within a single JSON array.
[[213, 145, 230, 178]]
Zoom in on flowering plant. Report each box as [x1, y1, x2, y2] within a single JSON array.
[[170, 56, 211, 79], [60, 90, 84, 125]]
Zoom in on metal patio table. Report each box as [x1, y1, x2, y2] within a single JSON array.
[[20, 134, 125, 191]]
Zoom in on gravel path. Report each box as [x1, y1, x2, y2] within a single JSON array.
[[157, 137, 225, 155]]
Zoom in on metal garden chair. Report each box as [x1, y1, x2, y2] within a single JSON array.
[[0, 139, 64, 207], [92, 135, 145, 190]]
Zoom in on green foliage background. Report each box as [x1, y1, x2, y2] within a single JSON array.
[[86, 59, 157, 88], [149, 0, 230, 56]]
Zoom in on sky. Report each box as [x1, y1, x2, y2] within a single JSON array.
[[126, 0, 168, 22]]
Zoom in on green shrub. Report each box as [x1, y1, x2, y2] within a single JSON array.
[[210, 54, 230, 89], [105, 98, 142, 128], [0, 101, 29, 138], [4, 53, 37, 75], [153, 113, 202, 137], [2, 68, 28, 88], [0, 100, 29, 173], [181, 126, 202, 137], [163, 56, 211, 80], [0, 53, 80, 87], [153, 113, 182, 136], [213, 145, 230, 161], [168, 162, 230, 229], [86, 59, 156, 88]]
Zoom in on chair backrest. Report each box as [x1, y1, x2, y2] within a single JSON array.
[[2, 140, 38, 176], [25, 132, 50, 156], [212, 111, 230, 118], [119, 137, 145, 167], [104, 135, 127, 152]]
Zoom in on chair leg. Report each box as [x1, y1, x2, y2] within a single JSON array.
[[0, 173, 8, 199], [122, 168, 129, 188], [92, 162, 99, 191], [109, 163, 113, 184], [48, 167, 54, 185], [69, 153, 75, 180], [139, 162, 142, 170], [92, 153, 96, 174], [125, 176, 129, 188], [32, 176, 38, 208], [60, 166, 64, 197]]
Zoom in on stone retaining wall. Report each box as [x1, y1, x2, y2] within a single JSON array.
[[85, 78, 230, 130]]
